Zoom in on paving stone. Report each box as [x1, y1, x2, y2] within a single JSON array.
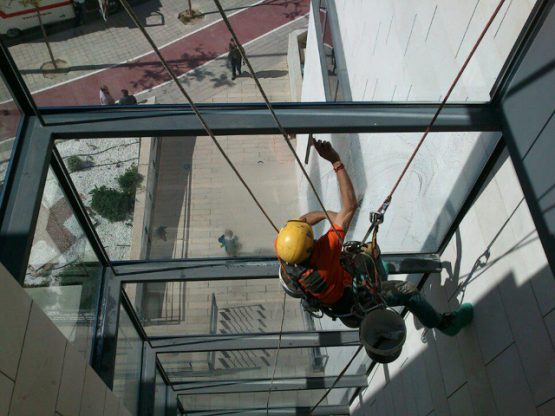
[[0, 264, 32, 380], [0, 371, 14, 416], [10, 303, 66, 416], [498, 276, 555, 405], [56, 343, 87, 416], [486, 344, 536, 416]]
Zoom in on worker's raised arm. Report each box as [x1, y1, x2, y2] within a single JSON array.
[[313, 140, 357, 231], [298, 211, 337, 226]]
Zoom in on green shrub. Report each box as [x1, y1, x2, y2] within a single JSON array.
[[90, 185, 134, 222], [67, 155, 86, 172], [58, 261, 98, 286], [118, 165, 143, 195]]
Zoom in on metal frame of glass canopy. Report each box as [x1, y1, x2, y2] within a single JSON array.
[[0, 0, 549, 414]]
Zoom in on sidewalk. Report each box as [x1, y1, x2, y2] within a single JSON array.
[[147, 18, 307, 259], [7, 0, 309, 106], [138, 15, 307, 104], [6, 0, 259, 96]]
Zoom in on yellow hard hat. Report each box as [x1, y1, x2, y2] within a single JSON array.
[[275, 220, 314, 264]]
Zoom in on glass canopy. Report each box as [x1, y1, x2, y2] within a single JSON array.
[[0, 0, 539, 414]]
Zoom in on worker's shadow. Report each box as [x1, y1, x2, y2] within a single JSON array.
[[413, 194, 537, 337]]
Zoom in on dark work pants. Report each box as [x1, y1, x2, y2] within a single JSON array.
[[331, 281, 443, 329], [231, 59, 241, 77]]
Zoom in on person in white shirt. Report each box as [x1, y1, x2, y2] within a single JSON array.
[[99, 85, 115, 106]]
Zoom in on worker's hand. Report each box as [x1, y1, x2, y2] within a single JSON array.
[[313, 140, 340, 164]]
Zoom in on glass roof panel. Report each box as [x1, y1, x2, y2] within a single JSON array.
[[0, 74, 21, 196], [3, 0, 157, 107], [23, 167, 102, 361], [124, 279, 350, 337], [55, 134, 299, 261], [178, 387, 352, 412], [158, 346, 370, 383], [2, 0, 535, 108], [55, 130, 499, 260], [3, 0, 307, 107]]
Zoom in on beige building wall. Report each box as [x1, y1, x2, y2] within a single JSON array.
[[0, 263, 133, 416], [350, 152, 555, 416]]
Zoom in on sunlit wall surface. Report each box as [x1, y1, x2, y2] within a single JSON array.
[[298, 131, 500, 253], [308, 0, 537, 102], [24, 167, 101, 360], [0, 74, 21, 196]]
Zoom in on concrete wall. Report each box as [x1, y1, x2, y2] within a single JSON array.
[[299, 1, 540, 252], [332, 0, 536, 102], [349, 152, 555, 416], [0, 263, 132, 416], [499, 0, 555, 275], [298, 2, 555, 413]]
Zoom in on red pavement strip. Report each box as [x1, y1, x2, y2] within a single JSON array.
[[33, 0, 309, 107]]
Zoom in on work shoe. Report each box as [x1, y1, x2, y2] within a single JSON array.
[[438, 303, 474, 336]]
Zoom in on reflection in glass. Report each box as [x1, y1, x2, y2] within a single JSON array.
[[24, 167, 101, 360], [113, 305, 142, 415], [159, 346, 369, 383], [178, 388, 352, 412], [125, 279, 339, 337], [0, 74, 21, 196]]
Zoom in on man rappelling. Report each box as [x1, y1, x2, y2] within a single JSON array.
[[274, 139, 473, 337]]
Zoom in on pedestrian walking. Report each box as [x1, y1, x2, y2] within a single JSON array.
[[118, 89, 138, 105], [228, 38, 242, 80], [99, 85, 115, 105]]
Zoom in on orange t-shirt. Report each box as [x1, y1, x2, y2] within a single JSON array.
[[302, 224, 353, 305]]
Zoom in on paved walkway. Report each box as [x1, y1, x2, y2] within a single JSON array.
[[147, 16, 306, 259], [19, 0, 308, 106], [138, 15, 307, 104], [6, 0, 258, 96]]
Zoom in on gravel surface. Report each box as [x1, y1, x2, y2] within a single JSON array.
[[57, 137, 140, 260]]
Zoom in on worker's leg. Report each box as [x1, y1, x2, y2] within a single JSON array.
[[380, 281, 443, 328], [331, 288, 362, 328]]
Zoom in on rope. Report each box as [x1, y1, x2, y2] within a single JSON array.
[[266, 291, 288, 415], [376, 0, 507, 214], [118, 0, 279, 233], [213, 0, 344, 243], [309, 345, 364, 414]]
